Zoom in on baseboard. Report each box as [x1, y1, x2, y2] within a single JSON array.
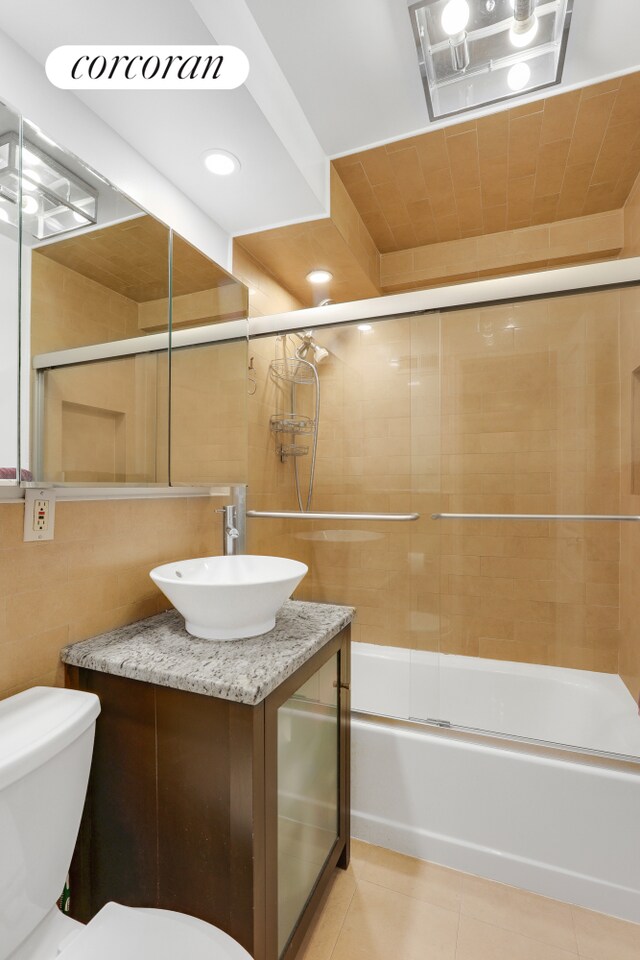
[[351, 809, 640, 924]]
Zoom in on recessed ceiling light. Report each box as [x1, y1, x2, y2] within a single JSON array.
[[203, 150, 240, 176], [357, 324, 373, 332], [306, 269, 333, 284]]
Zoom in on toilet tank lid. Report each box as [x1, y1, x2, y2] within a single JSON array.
[[0, 687, 100, 791]]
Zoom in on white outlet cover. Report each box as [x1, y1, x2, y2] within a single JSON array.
[[23, 488, 56, 542]]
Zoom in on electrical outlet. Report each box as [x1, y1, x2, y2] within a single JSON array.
[[24, 489, 56, 542], [34, 499, 49, 532]]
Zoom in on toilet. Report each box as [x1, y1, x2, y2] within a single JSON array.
[[0, 686, 251, 960]]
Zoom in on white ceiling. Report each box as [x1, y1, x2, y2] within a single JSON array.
[[0, 0, 327, 236], [245, 0, 640, 156], [0, 0, 639, 240]]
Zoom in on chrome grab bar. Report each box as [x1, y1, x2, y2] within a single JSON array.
[[247, 510, 420, 521], [432, 513, 640, 522]]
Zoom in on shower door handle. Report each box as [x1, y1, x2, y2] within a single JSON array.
[[246, 511, 420, 521]]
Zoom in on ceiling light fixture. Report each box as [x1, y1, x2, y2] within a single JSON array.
[[510, 0, 539, 48], [409, 0, 573, 119], [441, 0, 471, 70], [441, 0, 470, 36], [203, 149, 240, 176], [357, 324, 373, 332], [21, 195, 39, 216], [507, 61, 531, 91], [306, 269, 333, 284], [0, 131, 98, 239]]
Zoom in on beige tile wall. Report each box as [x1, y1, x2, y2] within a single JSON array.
[[233, 245, 311, 569], [248, 291, 623, 672], [32, 252, 167, 483], [41, 353, 166, 483], [623, 168, 640, 257], [437, 293, 621, 670], [31, 253, 140, 354], [33, 246, 249, 486], [619, 170, 640, 700], [380, 210, 623, 291], [170, 340, 248, 485], [294, 318, 420, 648], [0, 497, 221, 700]]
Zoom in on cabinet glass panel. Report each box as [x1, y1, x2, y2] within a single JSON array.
[[169, 232, 249, 486], [277, 654, 339, 956]]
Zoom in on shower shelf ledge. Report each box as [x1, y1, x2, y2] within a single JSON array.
[[269, 414, 315, 435], [270, 358, 316, 384], [277, 444, 309, 460]]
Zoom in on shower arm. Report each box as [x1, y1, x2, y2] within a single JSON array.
[[247, 510, 419, 521]]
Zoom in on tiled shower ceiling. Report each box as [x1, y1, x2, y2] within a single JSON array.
[[333, 72, 640, 252], [37, 217, 234, 301]]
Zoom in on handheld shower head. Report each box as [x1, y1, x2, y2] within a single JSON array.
[[294, 331, 329, 366]]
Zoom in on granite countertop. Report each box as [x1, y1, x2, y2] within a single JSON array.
[[60, 600, 355, 706]]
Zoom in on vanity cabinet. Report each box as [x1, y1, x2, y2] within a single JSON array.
[[65, 621, 350, 960]]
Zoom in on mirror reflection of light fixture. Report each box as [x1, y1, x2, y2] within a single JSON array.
[[0, 131, 98, 239], [408, 0, 573, 120], [507, 61, 531, 91], [441, 0, 470, 34]]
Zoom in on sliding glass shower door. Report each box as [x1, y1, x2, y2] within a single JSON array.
[[247, 276, 640, 762], [408, 286, 640, 760]]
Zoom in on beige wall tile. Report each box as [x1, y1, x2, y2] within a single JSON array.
[[0, 498, 220, 700]]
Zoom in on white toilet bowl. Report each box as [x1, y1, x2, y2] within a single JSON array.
[[0, 687, 251, 960], [11, 902, 250, 960]]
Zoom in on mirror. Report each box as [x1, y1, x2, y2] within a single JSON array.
[[21, 117, 171, 485], [170, 234, 248, 485], [13, 117, 249, 487], [0, 102, 21, 485]]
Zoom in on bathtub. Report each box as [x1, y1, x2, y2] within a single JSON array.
[[350, 642, 640, 922]]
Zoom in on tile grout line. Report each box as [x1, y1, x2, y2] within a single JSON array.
[[350, 871, 463, 915], [326, 873, 358, 960], [458, 912, 581, 958]]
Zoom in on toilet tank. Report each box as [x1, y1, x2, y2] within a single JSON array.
[[0, 687, 100, 960]]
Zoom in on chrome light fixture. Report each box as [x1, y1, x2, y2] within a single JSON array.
[[409, 0, 573, 120], [0, 132, 98, 239]]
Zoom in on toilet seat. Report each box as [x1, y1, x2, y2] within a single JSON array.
[[55, 902, 252, 960]]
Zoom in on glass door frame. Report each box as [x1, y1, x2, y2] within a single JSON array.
[[263, 626, 350, 960]]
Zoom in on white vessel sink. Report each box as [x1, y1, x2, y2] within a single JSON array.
[[149, 555, 308, 640]]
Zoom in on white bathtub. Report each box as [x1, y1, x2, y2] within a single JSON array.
[[351, 642, 640, 922]]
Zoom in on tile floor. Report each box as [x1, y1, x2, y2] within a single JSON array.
[[298, 840, 640, 960]]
